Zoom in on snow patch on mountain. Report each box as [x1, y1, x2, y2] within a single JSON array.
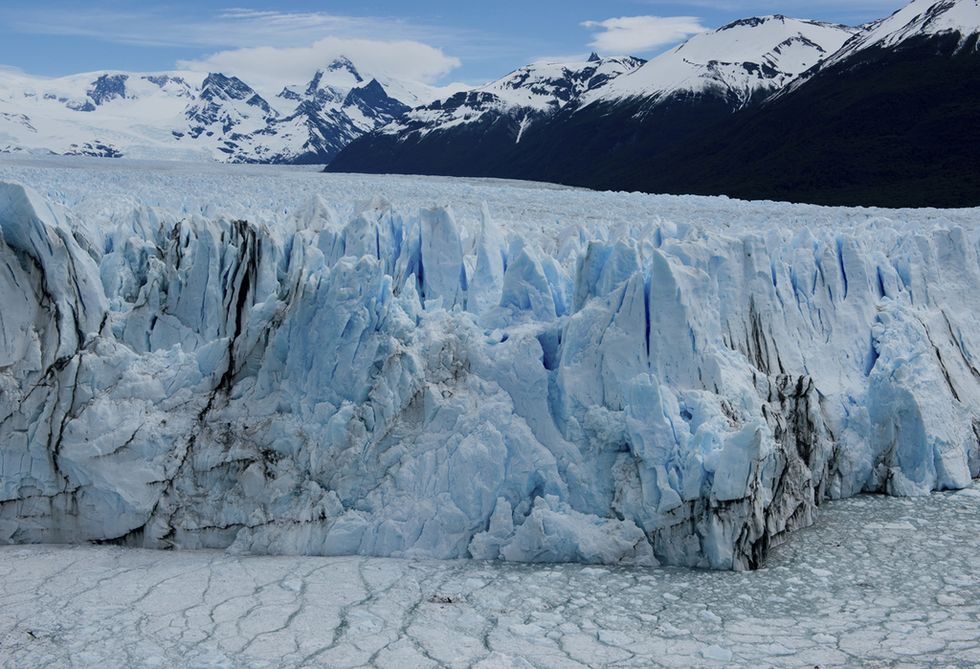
[[583, 16, 857, 109], [380, 56, 644, 140], [826, 0, 980, 63], [0, 59, 444, 163], [0, 69, 204, 160]]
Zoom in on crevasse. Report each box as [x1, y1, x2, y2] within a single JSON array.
[[1, 180, 977, 570]]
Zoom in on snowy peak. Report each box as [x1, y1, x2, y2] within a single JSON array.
[[303, 59, 365, 98], [0, 56, 431, 163], [198, 73, 271, 113], [677, 15, 855, 72], [267, 77, 410, 165], [233, 62, 415, 163], [325, 56, 364, 84], [276, 58, 410, 113], [828, 0, 980, 61], [343, 79, 409, 121], [377, 54, 644, 141], [182, 73, 274, 146], [59, 74, 132, 112], [3, 71, 190, 114], [486, 55, 646, 111], [587, 15, 857, 108], [278, 69, 346, 107], [141, 74, 194, 98]]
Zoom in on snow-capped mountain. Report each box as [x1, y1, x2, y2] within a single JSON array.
[[376, 54, 644, 143], [261, 78, 409, 165], [0, 58, 434, 163], [330, 0, 980, 208], [169, 60, 412, 164], [583, 16, 857, 109], [634, 0, 980, 207], [328, 15, 852, 181], [776, 0, 980, 98], [484, 53, 646, 110], [828, 0, 980, 59], [0, 70, 199, 158], [177, 73, 276, 154]]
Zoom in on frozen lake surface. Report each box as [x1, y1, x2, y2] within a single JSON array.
[[1, 482, 977, 668]]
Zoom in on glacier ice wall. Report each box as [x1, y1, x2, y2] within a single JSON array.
[[1, 179, 978, 570]]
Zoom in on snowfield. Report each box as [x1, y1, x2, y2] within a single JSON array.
[[1, 483, 978, 668], [0, 157, 978, 571]]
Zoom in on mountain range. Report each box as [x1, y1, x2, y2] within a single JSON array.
[[0, 57, 447, 164], [1, 0, 977, 207], [330, 0, 980, 208]]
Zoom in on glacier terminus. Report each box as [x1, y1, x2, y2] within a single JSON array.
[[0, 158, 978, 572]]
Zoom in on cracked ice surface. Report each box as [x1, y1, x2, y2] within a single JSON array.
[[1, 484, 978, 668], [1, 156, 979, 571]]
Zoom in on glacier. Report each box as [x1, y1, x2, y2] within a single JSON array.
[[0, 158, 978, 570]]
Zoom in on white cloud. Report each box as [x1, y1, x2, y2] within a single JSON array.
[[179, 37, 461, 94], [583, 16, 707, 54], [7, 7, 442, 50], [635, 0, 901, 10], [4, 6, 462, 88]]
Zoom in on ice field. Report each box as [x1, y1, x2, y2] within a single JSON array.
[[1, 482, 978, 668], [0, 156, 978, 572]]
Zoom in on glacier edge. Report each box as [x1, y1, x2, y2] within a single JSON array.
[[1, 179, 978, 570]]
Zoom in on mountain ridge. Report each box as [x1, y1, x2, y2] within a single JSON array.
[[328, 0, 980, 208], [0, 58, 445, 163], [326, 13, 858, 187]]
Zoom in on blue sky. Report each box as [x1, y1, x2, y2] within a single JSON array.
[[0, 1, 907, 85]]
